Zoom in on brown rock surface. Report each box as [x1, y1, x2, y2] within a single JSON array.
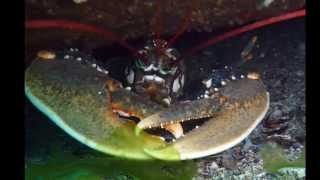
[[26, 0, 304, 62]]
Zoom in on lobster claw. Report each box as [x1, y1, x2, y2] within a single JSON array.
[[136, 78, 270, 160], [25, 51, 180, 160]]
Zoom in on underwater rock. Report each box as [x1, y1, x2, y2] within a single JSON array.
[[278, 167, 305, 179], [26, 0, 305, 52]]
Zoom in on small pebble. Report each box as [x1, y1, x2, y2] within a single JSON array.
[[202, 79, 212, 88], [270, 109, 283, 119], [210, 162, 219, 170], [73, 0, 88, 4], [247, 72, 260, 80], [64, 55, 70, 59], [37, 50, 56, 60], [296, 70, 304, 77]]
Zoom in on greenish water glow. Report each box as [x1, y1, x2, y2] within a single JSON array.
[[259, 143, 305, 173], [25, 149, 196, 180]]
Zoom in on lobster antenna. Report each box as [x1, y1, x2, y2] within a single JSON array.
[[183, 9, 306, 56], [170, 9, 305, 65], [25, 20, 147, 62], [166, 0, 198, 48]]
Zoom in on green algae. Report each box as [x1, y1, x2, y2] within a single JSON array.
[[96, 124, 180, 160], [25, 148, 196, 180], [259, 143, 305, 173]]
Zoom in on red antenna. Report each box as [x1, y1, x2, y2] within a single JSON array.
[[25, 20, 147, 61], [166, 0, 198, 48], [181, 9, 306, 60]]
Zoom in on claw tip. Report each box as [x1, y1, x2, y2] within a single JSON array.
[[135, 126, 142, 136]]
